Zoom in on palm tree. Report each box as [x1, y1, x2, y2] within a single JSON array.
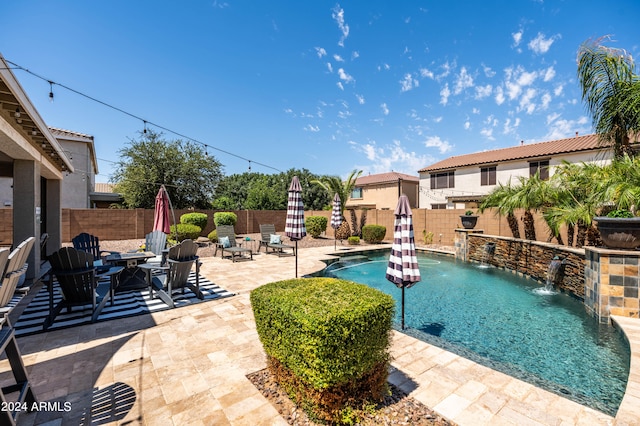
[[311, 169, 363, 239], [577, 37, 640, 158], [479, 180, 521, 239]]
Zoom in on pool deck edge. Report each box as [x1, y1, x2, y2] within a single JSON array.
[[610, 315, 640, 425]]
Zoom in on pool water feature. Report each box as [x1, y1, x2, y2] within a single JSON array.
[[321, 251, 630, 416]]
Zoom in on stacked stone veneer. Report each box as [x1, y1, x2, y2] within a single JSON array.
[[585, 247, 640, 323], [455, 230, 585, 298]]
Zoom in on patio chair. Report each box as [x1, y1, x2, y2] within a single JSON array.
[[3, 237, 36, 296], [214, 225, 253, 262], [72, 232, 115, 265], [143, 239, 203, 308], [258, 224, 295, 257], [140, 230, 167, 265], [43, 247, 120, 329]]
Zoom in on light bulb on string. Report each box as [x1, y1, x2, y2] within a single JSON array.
[[143, 120, 147, 134], [48, 81, 54, 103], [14, 108, 20, 118], [248, 161, 252, 172]]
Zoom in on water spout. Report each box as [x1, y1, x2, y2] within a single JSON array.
[[536, 256, 566, 295], [479, 242, 496, 268]]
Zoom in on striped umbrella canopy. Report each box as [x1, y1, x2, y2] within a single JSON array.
[[386, 194, 421, 329], [330, 193, 342, 250], [285, 176, 306, 277]]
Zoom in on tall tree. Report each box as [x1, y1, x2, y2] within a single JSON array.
[[311, 169, 363, 238], [478, 180, 521, 239], [112, 130, 223, 209], [577, 37, 640, 158]]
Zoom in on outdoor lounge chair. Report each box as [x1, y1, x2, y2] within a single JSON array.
[[141, 239, 203, 309], [135, 230, 167, 265], [43, 247, 122, 329], [214, 225, 253, 262], [2, 237, 36, 297], [72, 232, 115, 265], [258, 224, 295, 257]]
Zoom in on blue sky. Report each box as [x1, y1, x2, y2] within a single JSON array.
[[1, 1, 639, 182]]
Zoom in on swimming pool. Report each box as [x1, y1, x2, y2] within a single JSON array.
[[320, 250, 630, 416]]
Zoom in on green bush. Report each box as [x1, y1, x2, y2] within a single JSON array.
[[207, 229, 218, 242], [348, 236, 360, 245], [361, 225, 386, 243], [169, 223, 201, 242], [306, 216, 328, 238], [251, 277, 394, 423], [214, 211, 238, 226], [606, 209, 635, 218], [180, 212, 208, 230]]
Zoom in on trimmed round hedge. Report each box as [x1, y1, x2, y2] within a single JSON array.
[[362, 224, 386, 243]]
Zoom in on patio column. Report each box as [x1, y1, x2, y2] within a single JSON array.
[[13, 159, 41, 281], [45, 178, 62, 257]]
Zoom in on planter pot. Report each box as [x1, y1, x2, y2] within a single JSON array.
[[594, 216, 640, 250], [460, 215, 479, 229]]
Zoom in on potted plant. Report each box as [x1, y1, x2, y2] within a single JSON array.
[[460, 210, 479, 229], [594, 209, 640, 250]]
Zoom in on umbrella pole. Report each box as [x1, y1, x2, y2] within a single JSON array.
[[401, 287, 405, 330], [295, 241, 299, 278]]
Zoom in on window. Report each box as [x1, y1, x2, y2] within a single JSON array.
[[481, 166, 496, 186], [431, 203, 447, 210], [529, 160, 549, 180], [430, 171, 455, 189], [351, 187, 363, 199]]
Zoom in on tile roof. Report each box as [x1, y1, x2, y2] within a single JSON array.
[[418, 133, 606, 173], [49, 127, 94, 141], [355, 171, 419, 186]]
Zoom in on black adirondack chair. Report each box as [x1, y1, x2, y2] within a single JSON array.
[[72, 233, 114, 265], [44, 247, 120, 329]]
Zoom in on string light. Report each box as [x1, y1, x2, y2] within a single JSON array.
[[14, 107, 20, 118], [5, 58, 283, 173], [143, 120, 147, 134]]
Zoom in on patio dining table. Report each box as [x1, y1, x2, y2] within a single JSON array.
[[104, 251, 157, 293]]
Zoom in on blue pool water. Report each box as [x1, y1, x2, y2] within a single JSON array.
[[321, 251, 630, 416]]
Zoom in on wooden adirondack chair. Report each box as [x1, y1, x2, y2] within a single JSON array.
[[142, 239, 203, 308], [44, 247, 119, 329], [214, 225, 253, 262], [258, 224, 295, 257], [72, 233, 114, 264], [145, 230, 167, 264], [0, 237, 35, 305]]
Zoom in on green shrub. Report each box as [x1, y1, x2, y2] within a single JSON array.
[[251, 277, 394, 423], [180, 212, 208, 230], [169, 223, 201, 242], [606, 209, 634, 218], [207, 229, 218, 242], [214, 211, 238, 226], [361, 225, 386, 243], [348, 236, 360, 245], [306, 216, 328, 238]]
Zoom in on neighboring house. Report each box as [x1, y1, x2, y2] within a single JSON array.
[[346, 171, 419, 210], [418, 133, 614, 210], [91, 182, 122, 208]]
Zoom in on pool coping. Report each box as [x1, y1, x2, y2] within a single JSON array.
[[316, 246, 639, 423]]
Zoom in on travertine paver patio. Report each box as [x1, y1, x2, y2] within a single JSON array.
[[2, 244, 639, 425]]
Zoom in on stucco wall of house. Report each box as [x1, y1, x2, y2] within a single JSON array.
[[419, 150, 613, 209], [347, 181, 419, 210], [60, 140, 95, 208]]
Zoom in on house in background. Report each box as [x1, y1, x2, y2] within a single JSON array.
[[91, 182, 122, 208], [418, 133, 614, 210], [346, 171, 419, 210]]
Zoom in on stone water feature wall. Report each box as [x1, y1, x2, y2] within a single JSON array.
[[455, 230, 585, 298], [584, 247, 640, 323]]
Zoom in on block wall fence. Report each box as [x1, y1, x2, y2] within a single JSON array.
[[0, 207, 553, 244]]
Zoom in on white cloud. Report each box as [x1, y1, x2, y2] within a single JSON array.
[[433, 116, 443, 123], [503, 117, 520, 135], [355, 94, 365, 104], [528, 32, 560, 54], [453, 67, 474, 95], [338, 68, 354, 83], [472, 108, 480, 114], [512, 30, 523, 47], [336, 82, 344, 91], [352, 140, 435, 175], [440, 83, 450, 105], [327, 62, 333, 73], [436, 60, 455, 81], [424, 135, 453, 154], [351, 51, 359, 59], [495, 86, 505, 105], [315, 47, 327, 58], [475, 84, 492, 99], [378, 63, 391, 71], [544, 115, 589, 140], [380, 103, 389, 115], [554, 84, 564, 96], [543, 66, 556, 82], [519, 88, 537, 114], [481, 127, 495, 140], [482, 63, 496, 78], [546, 112, 561, 125], [464, 120, 471, 130], [420, 68, 434, 79], [503, 66, 538, 101], [333, 54, 344, 62], [332, 5, 350, 47], [540, 92, 552, 109], [400, 73, 419, 92], [304, 124, 320, 132]]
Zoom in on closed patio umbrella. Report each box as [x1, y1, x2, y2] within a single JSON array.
[[285, 176, 307, 277], [330, 193, 342, 251], [385, 194, 421, 330], [153, 185, 176, 237]]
